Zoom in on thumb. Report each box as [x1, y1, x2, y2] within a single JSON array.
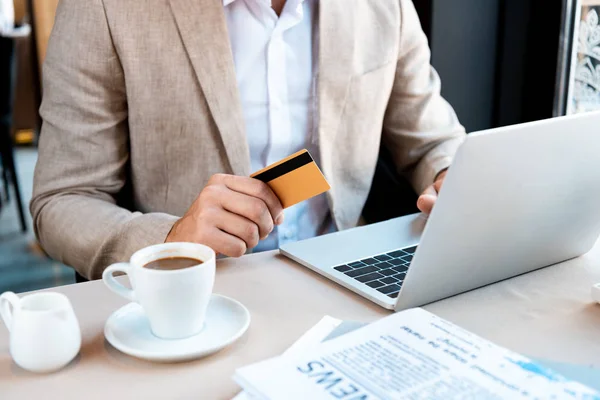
[[433, 178, 444, 193], [417, 185, 438, 214]]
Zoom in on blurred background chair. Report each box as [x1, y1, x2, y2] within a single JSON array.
[[1, 14, 30, 233], [0, 0, 75, 294]]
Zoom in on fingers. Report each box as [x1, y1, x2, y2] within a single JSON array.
[[433, 177, 444, 193], [209, 186, 274, 239], [165, 219, 248, 257], [418, 170, 447, 214], [204, 228, 248, 258], [417, 185, 437, 215], [214, 209, 262, 247], [211, 174, 284, 224], [167, 173, 285, 252]]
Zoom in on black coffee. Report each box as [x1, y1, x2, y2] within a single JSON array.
[[143, 257, 202, 271]]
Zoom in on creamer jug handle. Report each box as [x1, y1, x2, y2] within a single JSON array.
[[0, 292, 21, 333]]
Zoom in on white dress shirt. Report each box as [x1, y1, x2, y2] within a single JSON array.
[[224, 0, 333, 252], [0, 0, 14, 35]]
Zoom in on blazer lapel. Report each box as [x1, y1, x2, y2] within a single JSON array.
[[168, 0, 250, 176], [317, 0, 356, 162], [318, 0, 356, 224]]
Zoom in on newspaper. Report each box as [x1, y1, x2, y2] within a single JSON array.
[[234, 308, 600, 400], [233, 316, 343, 400]]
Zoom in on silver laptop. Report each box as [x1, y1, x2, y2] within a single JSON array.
[[280, 112, 600, 310]]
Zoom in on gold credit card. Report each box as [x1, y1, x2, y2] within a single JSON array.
[[250, 149, 331, 209]]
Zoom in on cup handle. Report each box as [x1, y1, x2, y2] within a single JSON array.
[[0, 292, 21, 333], [102, 263, 136, 302]]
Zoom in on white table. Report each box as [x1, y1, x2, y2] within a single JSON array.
[[2, 243, 600, 399]]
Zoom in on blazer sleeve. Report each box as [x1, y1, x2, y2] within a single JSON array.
[[30, 0, 178, 280], [382, 0, 466, 195]]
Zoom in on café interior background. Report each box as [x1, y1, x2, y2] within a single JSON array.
[[0, 0, 595, 293]]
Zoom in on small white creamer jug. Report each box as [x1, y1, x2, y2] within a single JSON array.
[[0, 291, 81, 373]]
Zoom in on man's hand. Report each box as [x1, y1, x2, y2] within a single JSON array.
[[166, 174, 284, 257], [416, 170, 447, 215]]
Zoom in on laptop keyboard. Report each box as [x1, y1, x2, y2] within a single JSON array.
[[333, 246, 417, 299]]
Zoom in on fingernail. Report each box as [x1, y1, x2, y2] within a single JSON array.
[[275, 213, 284, 225]]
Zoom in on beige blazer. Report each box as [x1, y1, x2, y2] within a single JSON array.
[[31, 0, 465, 279]]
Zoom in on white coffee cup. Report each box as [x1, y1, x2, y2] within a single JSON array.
[[102, 242, 216, 339], [0, 291, 81, 373]]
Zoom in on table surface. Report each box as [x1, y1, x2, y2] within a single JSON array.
[[2, 242, 600, 399]]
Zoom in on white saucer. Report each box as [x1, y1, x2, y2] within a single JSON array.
[[104, 294, 250, 362]]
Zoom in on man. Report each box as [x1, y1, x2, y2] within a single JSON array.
[[31, 0, 465, 280]]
